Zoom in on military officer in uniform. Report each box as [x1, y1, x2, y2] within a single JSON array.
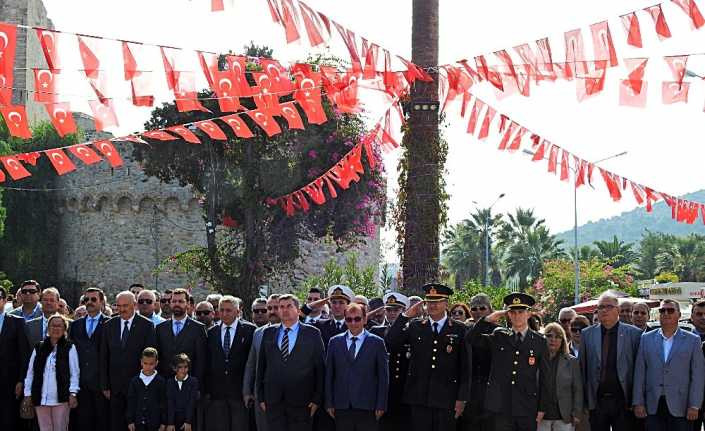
[[467, 292, 550, 431], [370, 292, 411, 431], [385, 283, 469, 431]]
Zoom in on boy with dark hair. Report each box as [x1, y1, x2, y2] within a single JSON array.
[[127, 347, 167, 431], [166, 353, 199, 431]]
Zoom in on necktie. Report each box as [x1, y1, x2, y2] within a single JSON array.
[[281, 328, 290, 362], [174, 320, 183, 336], [514, 331, 523, 344], [121, 321, 130, 348], [88, 318, 96, 338], [433, 322, 439, 335], [336, 322, 342, 331], [349, 336, 358, 360], [223, 326, 231, 358]]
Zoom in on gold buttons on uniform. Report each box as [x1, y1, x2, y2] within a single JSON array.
[[511, 381, 515, 385], [432, 356, 436, 360], [512, 371, 516, 375], [514, 361, 518, 365], [515, 351, 520, 355], [434, 340, 438, 344], [432, 365, 436, 369]]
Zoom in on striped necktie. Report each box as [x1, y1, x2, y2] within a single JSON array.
[[281, 328, 290, 362]]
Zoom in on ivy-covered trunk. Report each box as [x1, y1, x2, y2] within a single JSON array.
[[401, 0, 443, 294]]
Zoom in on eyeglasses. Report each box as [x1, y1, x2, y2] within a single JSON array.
[[559, 318, 572, 324], [195, 310, 212, 316], [597, 304, 616, 311], [632, 310, 648, 316], [21, 289, 38, 295], [470, 306, 487, 312], [253, 309, 268, 314], [659, 308, 677, 315], [344, 316, 363, 323], [137, 299, 154, 305], [570, 326, 586, 333], [451, 310, 466, 315]]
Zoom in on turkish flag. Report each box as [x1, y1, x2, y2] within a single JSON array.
[[299, 1, 326, 46], [247, 109, 282, 137], [211, 0, 224, 11], [478, 106, 496, 140], [88, 99, 119, 131], [0, 23, 17, 106], [160, 47, 179, 91], [280, 0, 301, 43], [467, 99, 483, 135], [173, 71, 209, 113], [44, 102, 77, 137], [77, 36, 100, 79], [142, 130, 178, 141], [68, 144, 102, 165], [547, 145, 559, 173], [122, 42, 138, 80], [498, 121, 516, 150], [252, 72, 282, 116], [619, 80, 648, 108], [560, 149, 570, 181], [35, 28, 61, 71], [93, 140, 123, 167], [532, 140, 547, 161], [261, 59, 294, 94], [0, 105, 31, 139], [620, 12, 643, 48], [590, 21, 618, 67], [1, 155, 31, 180], [645, 4, 672, 40], [131, 75, 154, 107], [33, 69, 58, 103], [671, 0, 705, 29], [295, 86, 326, 125], [45, 148, 76, 175], [665, 55, 688, 84], [221, 114, 254, 138], [167, 126, 201, 144], [195, 120, 227, 140], [212, 69, 241, 112], [16, 152, 40, 166], [662, 81, 690, 104], [198, 51, 217, 89], [280, 102, 304, 129]]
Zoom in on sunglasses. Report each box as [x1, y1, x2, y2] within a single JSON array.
[[344, 316, 363, 323], [195, 310, 212, 316], [137, 299, 153, 305], [253, 309, 268, 314], [82, 297, 99, 304], [470, 306, 487, 312], [451, 310, 466, 315], [570, 326, 586, 333], [659, 308, 677, 315], [21, 289, 38, 295]]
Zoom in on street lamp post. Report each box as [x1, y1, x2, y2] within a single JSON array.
[[522, 149, 626, 304], [473, 193, 505, 287]]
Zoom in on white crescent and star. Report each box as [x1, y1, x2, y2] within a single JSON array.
[[50, 152, 65, 165], [53, 107, 67, 123], [8, 111, 22, 125], [0, 32, 9, 51]]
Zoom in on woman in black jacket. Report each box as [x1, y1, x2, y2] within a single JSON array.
[[23, 314, 80, 431]]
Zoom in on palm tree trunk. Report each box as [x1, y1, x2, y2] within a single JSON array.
[[402, 0, 441, 294]]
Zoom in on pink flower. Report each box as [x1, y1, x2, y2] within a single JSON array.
[[308, 150, 318, 159]]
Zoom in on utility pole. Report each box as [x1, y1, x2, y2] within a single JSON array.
[[402, 0, 441, 294]]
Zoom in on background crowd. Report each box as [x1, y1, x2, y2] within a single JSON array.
[[2, 279, 705, 431]]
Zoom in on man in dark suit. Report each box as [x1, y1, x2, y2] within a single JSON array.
[[385, 283, 469, 431], [468, 292, 550, 431], [69, 287, 110, 431], [155, 288, 207, 383], [256, 294, 326, 431], [25, 286, 61, 346], [580, 292, 642, 431], [325, 302, 388, 431], [0, 287, 30, 430], [100, 290, 157, 431], [462, 293, 494, 431], [370, 292, 410, 431], [204, 295, 256, 431]]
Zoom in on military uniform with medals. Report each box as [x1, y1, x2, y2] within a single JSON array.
[[371, 293, 412, 431], [385, 284, 470, 431], [467, 293, 550, 431]]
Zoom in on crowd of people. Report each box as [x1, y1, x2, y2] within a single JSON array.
[[2, 279, 705, 431]]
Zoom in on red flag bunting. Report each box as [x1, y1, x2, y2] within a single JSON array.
[[508, 126, 526, 151], [560, 150, 570, 181], [498, 121, 516, 150], [334, 22, 362, 75], [645, 4, 672, 40], [564, 29, 587, 79], [167, 126, 201, 144], [77, 36, 100, 79], [280, 101, 305, 129], [547, 145, 559, 173], [1, 155, 31, 180], [478, 106, 496, 139], [93, 140, 123, 167], [33, 69, 58, 103], [664, 55, 688, 85], [195, 120, 227, 140], [0, 23, 16, 106], [620, 13, 643, 48], [600, 168, 622, 201], [671, 0, 705, 29], [142, 130, 178, 141], [575, 157, 586, 187], [467, 99, 483, 134], [160, 47, 179, 91], [122, 42, 138, 81], [68, 145, 102, 165], [280, 0, 301, 43], [630, 181, 645, 205], [590, 21, 618, 67], [221, 114, 254, 138], [45, 148, 76, 175], [45, 102, 77, 137], [532, 140, 546, 161], [662, 81, 690, 104], [16, 152, 40, 166], [211, 0, 224, 11], [299, 1, 326, 46], [0, 105, 31, 139], [88, 99, 119, 131], [247, 109, 282, 137], [35, 28, 61, 72]]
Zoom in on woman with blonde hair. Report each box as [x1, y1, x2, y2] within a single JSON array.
[[23, 314, 79, 431], [538, 322, 583, 431]]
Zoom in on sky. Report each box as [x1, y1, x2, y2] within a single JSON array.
[[41, 0, 705, 262]]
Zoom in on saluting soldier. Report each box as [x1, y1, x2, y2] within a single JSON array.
[[385, 283, 469, 431], [370, 292, 411, 431], [467, 292, 550, 431]]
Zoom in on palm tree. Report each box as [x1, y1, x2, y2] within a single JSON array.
[[656, 234, 705, 281], [504, 226, 565, 290], [636, 230, 672, 279], [593, 236, 638, 268], [442, 221, 482, 289]]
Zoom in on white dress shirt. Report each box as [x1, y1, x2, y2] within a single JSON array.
[[172, 316, 188, 335], [429, 314, 448, 334], [139, 371, 157, 386], [121, 314, 135, 337], [24, 344, 80, 406], [660, 328, 678, 362], [221, 320, 240, 348], [176, 375, 189, 390], [345, 330, 368, 358]]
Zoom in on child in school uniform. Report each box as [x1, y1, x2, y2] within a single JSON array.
[[127, 347, 167, 431], [166, 353, 200, 431]]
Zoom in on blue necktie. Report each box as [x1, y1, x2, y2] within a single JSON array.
[[223, 326, 231, 358], [281, 328, 290, 362], [349, 336, 358, 361], [87, 317, 96, 338], [174, 320, 183, 336]]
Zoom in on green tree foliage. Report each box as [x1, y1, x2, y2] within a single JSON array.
[[135, 46, 385, 306], [450, 279, 509, 311], [0, 121, 81, 285], [593, 235, 638, 268], [655, 234, 705, 282], [298, 253, 379, 299]]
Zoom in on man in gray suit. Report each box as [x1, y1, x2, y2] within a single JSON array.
[[25, 287, 61, 346], [579, 291, 642, 431], [633, 299, 704, 431], [243, 294, 280, 431]]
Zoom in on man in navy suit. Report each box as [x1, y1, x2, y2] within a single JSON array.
[[0, 286, 29, 431], [256, 294, 326, 431], [69, 287, 110, 431], [633, 299, 705, 431], [325, 302, 388, 431]]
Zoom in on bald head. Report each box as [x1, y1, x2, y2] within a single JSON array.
[[116, 291, 136, 320]]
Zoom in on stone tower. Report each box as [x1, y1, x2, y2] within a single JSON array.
[[6, 0, 381, 301]]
